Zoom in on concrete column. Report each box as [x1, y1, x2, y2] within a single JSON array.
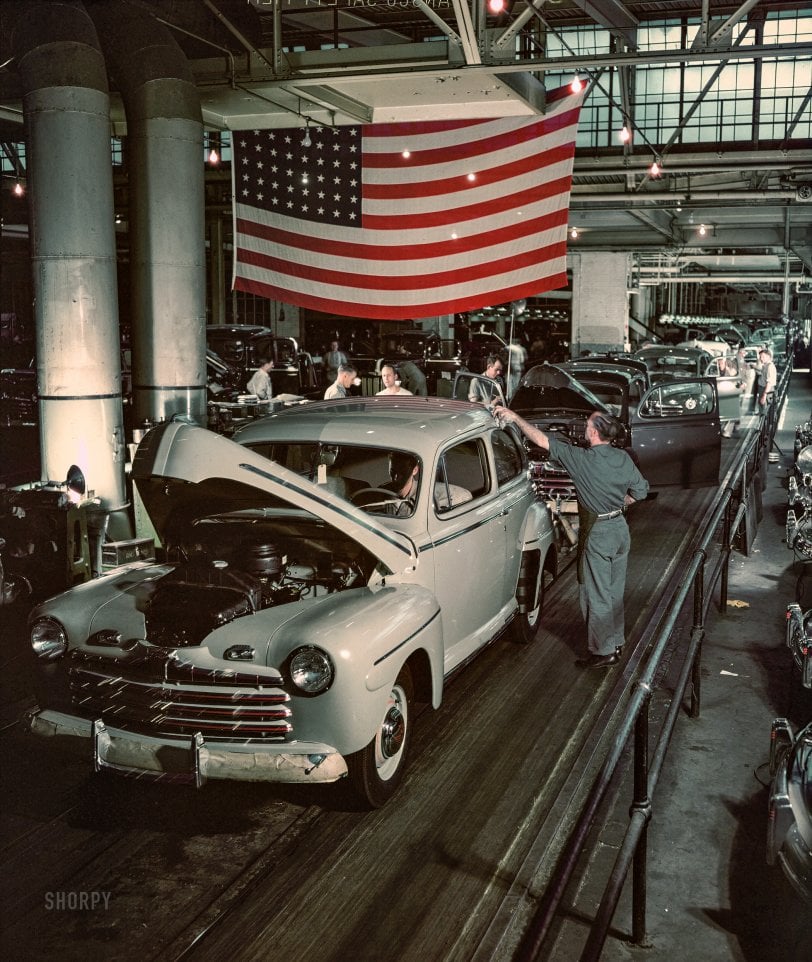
[[12, 0, 130, 538], [570, 251, 632, 356], [88, 0, 207, 428]]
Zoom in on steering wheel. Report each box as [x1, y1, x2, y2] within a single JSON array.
[[350, 487, 402, 512]]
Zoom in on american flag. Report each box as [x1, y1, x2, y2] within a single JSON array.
[[231, 84, 584, 320]]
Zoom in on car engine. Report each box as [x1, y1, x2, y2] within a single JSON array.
[[146, 538, 364, 648]]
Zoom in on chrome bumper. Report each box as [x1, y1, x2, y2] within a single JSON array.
[[26, 708, 349, 786]]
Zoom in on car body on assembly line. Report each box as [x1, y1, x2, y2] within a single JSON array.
[[26, 399, 556, 807], [505, 362, 721, 512], [768, 717, 812, 902], [633, 344, 746, 433]]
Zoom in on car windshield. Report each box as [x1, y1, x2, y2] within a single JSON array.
[[568, 376, 624, 416], [239, 440, 422, 517]]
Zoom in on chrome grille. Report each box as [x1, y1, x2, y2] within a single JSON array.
[[68, 649, 292, 741]]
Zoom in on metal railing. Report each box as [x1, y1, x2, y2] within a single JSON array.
[[517, 363, 791, 961]]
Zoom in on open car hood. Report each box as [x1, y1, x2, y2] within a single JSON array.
[[511, 363, 610, 416], [131, 421, 417, 574]]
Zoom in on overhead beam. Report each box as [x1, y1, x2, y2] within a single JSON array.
[[568, 0, 639, 50]]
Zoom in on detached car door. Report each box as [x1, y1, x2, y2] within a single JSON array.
[[630, 379, 721, 488]]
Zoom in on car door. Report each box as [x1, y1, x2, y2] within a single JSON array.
[[629, 379, 721, 488], [452, 370, 507, 406], [706, 354, 745, 423], [427, 436, 510, 673]]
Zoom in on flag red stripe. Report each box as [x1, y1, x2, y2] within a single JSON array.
[[362, 177, 574, 229], [234, 270, 569, 320], [363, 143, 575, 200], [236, 207, 569, 261], [237, 240, 568, 292]]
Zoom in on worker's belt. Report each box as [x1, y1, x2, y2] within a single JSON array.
[[595, 508, 623, 520]]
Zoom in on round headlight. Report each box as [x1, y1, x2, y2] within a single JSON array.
[[289, 646, 334, 694], [31, 617, 68, 661]]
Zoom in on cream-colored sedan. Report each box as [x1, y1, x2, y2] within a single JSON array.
[[27, 398, 556, 807]]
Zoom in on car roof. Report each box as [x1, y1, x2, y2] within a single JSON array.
[[234, 396, 495, 452], [564, 355, 649, 378]]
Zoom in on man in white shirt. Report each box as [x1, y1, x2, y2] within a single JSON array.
[[376, 364, 413, 396], [756, 348, 777, 414], [323, 340, 348, 385], [246, 357, 273, 399]]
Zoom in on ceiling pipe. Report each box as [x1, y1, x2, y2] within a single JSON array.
[[571, 190, 798, 204], [639, 274, 806, 285]]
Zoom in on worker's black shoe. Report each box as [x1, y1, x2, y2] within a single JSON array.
[[576, 647, 622, 669]]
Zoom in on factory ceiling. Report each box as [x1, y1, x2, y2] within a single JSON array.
[[1, 0, 811, 292]]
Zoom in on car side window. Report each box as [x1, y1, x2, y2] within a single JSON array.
[[434, 439, 488, 513], [640, 382, 714, 417], [491, 428, 524, 485]]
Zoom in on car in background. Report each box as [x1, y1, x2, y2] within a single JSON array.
[[746, 323, 790, 364], [0, 366, 37, 427], [206, 325, 320, 398], [767, 717, 812, 902], [376, 329, 464, 394], [676, 337, 729, 358], [712, 325, 748, 349], [464, 329, 510, 374], [634, 344, 746, 433], [502, 362, 721, 512], [25, 400, 556, 807]]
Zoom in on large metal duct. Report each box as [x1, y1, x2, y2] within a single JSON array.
[[86, 0, 207, 428], [11, 0, 131, 538]]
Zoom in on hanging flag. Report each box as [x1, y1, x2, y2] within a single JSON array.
[[231, 83, 584, 320]]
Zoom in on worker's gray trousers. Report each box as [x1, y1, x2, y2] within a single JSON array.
[[579, 517, 630, 656]]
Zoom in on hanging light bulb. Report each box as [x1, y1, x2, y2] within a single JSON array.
[[698, 223, 707, 236], [570, 227, 578, 239], [208, 146, 219, 165], [13, 181, 24, 196], [302, 121, 312, 148], [649, 157, 662, 177], [570, 75, 583, 94], [619, 125, 631, 143]]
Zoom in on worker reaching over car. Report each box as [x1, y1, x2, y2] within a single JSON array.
[[495, 406, 648, 670]]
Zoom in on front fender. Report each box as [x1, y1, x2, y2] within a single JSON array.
[[265, 584, 444, 756]]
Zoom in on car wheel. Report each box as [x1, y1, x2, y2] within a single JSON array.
[[511, 549, 544, 644], [347, 665, 413, 808]]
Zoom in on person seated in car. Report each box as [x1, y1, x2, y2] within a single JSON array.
[[383, 451, 471, 515]]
